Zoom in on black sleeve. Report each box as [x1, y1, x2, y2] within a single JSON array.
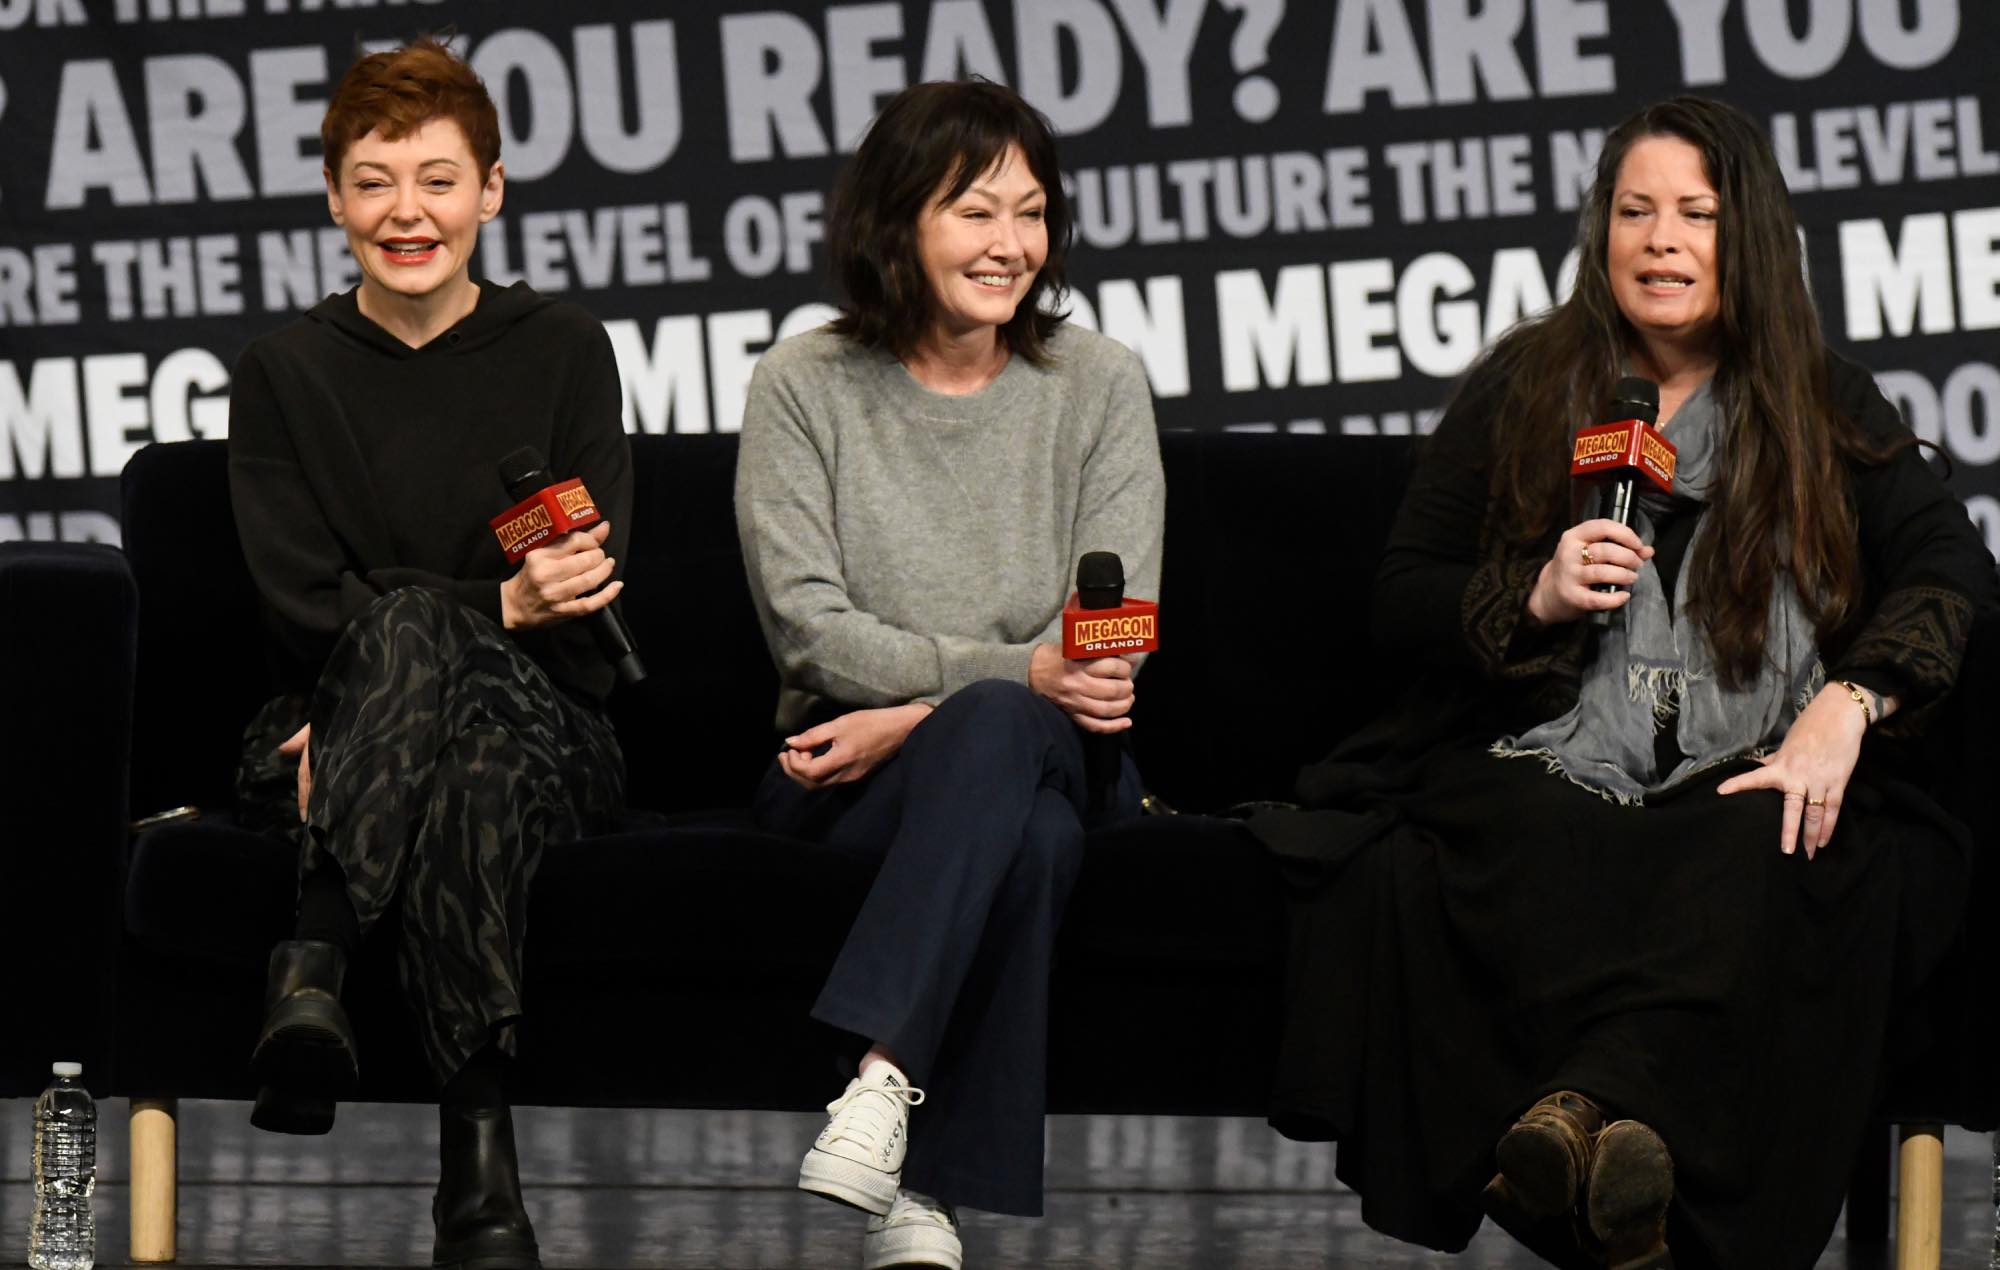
[[1825, 353, 1999, 732], [227, 341, 500, 677], [1372, 367, 1578, 681], [550, 318, 633, 578]]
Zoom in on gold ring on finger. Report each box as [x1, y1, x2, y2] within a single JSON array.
[[1580, 546, 1594, 566], [1807, 796, 1826, 807]]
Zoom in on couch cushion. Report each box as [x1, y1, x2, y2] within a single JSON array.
[[1060, 815, 1280, 970], [1131, 432, 1415, 811]]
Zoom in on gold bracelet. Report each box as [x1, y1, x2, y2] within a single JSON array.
[[1836, 679, 1874, 726]]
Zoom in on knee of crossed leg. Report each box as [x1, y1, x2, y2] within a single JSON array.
[[361, 584, 462, 641], [928, 678, 1047, 737]]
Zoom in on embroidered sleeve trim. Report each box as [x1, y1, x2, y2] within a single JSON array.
[[1837, 585, 1975, 734], [1461, 556, 1577, 681]]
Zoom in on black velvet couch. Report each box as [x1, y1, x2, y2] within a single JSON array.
[[4, 431, 1995, 1267]]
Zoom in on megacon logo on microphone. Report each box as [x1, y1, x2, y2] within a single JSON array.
[[489, 478, 601, 562], [1570, 420, 1677, 493], [1062, 596, 1161, 659]]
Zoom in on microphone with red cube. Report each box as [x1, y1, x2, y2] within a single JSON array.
[[1062, 551, 1159, 660], [1571, 376, 1675, 623], [1062, 551, 1158, 815], [491, 446, 646, 685]]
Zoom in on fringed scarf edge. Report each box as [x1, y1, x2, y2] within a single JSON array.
[[1486, 740, 1646, 807]]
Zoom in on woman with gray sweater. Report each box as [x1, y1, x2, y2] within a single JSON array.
[[734, 81, 1164, 1270]]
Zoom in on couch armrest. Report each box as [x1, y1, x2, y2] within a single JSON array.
[[1877, 604, 2000, 1128], [1937, 607, 2000, 1127], [0, 541, 135, 1095]]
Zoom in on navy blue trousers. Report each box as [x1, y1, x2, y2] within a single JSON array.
[[752, 679, 1142, 1216]]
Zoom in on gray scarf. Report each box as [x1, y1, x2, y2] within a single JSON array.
[[1493, 378, 1822, 803]]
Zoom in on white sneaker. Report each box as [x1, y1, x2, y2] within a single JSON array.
[[864, 1188, 962, 1270], [798, 1070, 925, 1215]]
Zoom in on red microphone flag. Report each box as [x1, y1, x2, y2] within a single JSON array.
[[488, 478, 602, 563], [1570, 419, 1677, 493], [1061, 594, 1160, 660]]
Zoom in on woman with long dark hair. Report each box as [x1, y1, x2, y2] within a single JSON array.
[[228, 37, 629, 1270], [1253, 96, 1996, 1269], [735, 79, 1164, 1269]]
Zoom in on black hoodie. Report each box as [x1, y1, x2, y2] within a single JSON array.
[[227, 281, 633, 704]]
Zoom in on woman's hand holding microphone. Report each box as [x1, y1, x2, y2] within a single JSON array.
[[500, 520, 622, 630], [1029, 643, 1136, 734], [1525, 519, 1656, 626]]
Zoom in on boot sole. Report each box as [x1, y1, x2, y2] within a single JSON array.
[[799, 1146, 899, 1215], [1493, 1119, 1582, 1219], [1589, 1121, 1674, 1267], [252, 998, 359, 1096]]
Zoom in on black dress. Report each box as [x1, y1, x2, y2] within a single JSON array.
[[1250, 351, 1997, 1269]]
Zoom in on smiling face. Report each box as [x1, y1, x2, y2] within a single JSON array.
[[915, 143, 1048, 345], [1607, 135, 1721, 358], [326, 117, 502, 309]]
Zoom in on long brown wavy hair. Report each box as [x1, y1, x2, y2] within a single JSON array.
[[1477, 96, 1902, 688]]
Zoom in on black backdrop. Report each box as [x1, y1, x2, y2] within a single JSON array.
[[2, 0, 1995, 555]]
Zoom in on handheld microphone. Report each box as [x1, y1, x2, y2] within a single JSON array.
[[1570, 377, 1672, 623], [493, 446, 646, 686], [1062, 552, 1159, 816], [1062, 551, 1160, 660]]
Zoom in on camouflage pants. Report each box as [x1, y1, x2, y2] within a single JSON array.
[[237, 587, 624, 1082]]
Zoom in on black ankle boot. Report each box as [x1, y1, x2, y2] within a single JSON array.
[[248, 939, 358, 1135], [433, 1103, 541, 1270]]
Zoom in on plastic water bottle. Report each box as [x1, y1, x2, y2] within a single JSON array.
[[29, 1061, 96, 1270]]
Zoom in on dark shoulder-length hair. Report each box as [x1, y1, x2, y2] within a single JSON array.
[[825, 79, 1072, 364], [1472, 94, 1903, 688]]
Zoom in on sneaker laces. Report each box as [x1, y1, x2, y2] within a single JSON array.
[[823, 1074, 925, 1153], [877, 1188, 957, 1232]]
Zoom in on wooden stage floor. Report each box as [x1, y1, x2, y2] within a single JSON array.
[[2, 1100, 1993, 1267]]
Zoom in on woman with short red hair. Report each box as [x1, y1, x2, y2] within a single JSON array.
[[227, 37, 631, 1270]]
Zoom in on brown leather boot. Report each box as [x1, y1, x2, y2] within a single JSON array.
[[248, 939, 358, 1135], [1489, 1090, 1606, 1221], [1586, 1119, 1674, 1269], [432, 1103, 541, 1270]]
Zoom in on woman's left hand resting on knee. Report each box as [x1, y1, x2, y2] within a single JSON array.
[[1715, 683, 1895, 858], [500, 520, 623, 630], [781, 703, 935, 789]]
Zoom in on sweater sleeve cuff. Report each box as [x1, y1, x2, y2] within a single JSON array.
[[933, 634, 1038, 699]]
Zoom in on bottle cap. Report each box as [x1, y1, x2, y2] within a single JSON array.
[[52, 1061, 82, 1078]]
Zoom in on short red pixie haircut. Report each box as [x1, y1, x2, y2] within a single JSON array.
[[321, 36, 502, 180]]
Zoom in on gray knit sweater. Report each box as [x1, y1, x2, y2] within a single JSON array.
[[735, 323, 1166, 733]]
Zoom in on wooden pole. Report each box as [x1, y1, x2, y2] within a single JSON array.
[[129, 1097, 178, 1263], [1894, 1122, 1943, 1270]]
